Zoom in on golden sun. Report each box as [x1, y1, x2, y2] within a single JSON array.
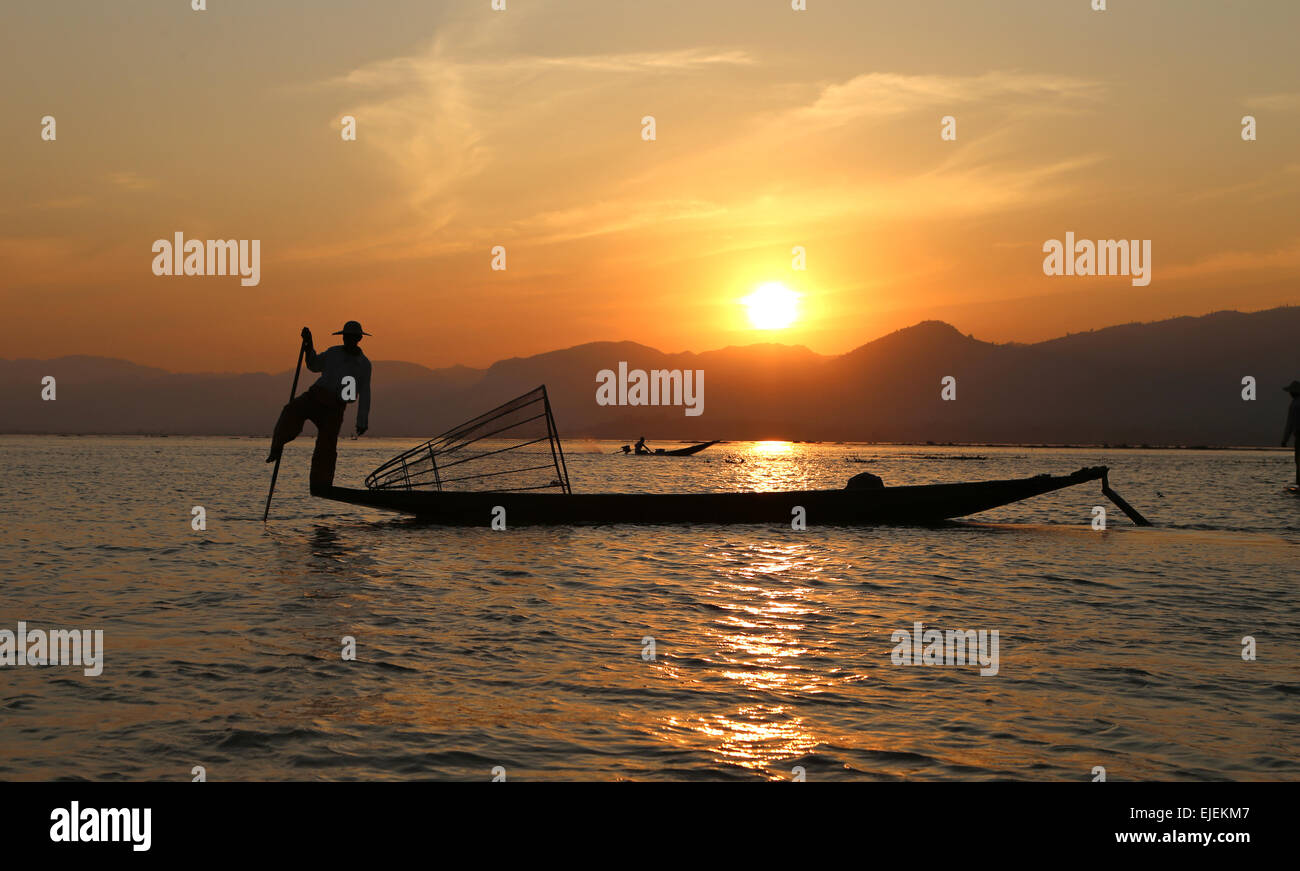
[[741, 282, 800, 330]]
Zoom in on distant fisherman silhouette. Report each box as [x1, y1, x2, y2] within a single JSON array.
[[266, 321, 372, 494], [1282, 381, 1300, 486]]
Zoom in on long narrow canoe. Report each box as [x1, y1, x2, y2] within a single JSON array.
[[320, 465, 1114, 526], [627, 440, 720, 456]]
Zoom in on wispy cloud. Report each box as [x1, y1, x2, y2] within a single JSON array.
[[106, 171, 157, 192], [330, 47, 753, 86], [779, 70, 1103, 129], [516, 197, 730, 245], [303, 30, 1107, 268], [1245, 92, 1300, 111], [317, 30, 750, 217], [1160, 239, 1300, 281]]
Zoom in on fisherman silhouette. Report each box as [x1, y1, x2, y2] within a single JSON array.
[[266, 321, 372, 494], [1282, 381, 1300, 486], [634, 436, 650, 455]]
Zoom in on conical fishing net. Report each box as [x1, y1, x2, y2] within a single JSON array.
[[365, 386, 571, 493]]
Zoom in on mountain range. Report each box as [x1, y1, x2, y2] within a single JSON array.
[[5, 307, 1299, 446]]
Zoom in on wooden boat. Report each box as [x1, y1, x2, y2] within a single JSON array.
[[626, 440, 720, 456], [320, 386, 1151, 527], [321, 465, 1125, 526]]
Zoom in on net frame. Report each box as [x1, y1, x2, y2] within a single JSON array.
[[365, 385, 571, 494]]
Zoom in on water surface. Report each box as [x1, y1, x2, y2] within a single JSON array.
[[1, 436, 1296, 781]]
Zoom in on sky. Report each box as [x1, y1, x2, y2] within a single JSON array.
[[3, 0, 1299, 373]]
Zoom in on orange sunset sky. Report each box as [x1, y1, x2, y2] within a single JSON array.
[[3, 0, 1299, 373]]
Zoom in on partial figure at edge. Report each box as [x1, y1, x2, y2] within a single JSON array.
[[1282, 380, 1300, 487]]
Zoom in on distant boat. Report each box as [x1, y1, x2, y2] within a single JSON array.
[[317, 386, 1150, 527], [623, 440, 719, 456]]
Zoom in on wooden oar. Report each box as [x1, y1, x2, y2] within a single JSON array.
[[1101, 470, 1152, 526], [262, 344, 306, 522]]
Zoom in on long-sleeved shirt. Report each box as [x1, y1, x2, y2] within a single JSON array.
[[1285, 397, 1300, 446], [306, 345, 371, 428]]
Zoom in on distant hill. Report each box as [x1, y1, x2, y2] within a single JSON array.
[[4, 307, 1298, 445]]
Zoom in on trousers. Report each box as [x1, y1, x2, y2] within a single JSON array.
[[270, 384, 346, 493]]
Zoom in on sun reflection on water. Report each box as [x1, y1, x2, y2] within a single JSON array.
[[660, 704, 820, 774], [723, 441, 818, 493], [651, 541, 841, 777]]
